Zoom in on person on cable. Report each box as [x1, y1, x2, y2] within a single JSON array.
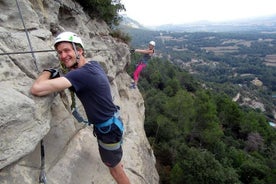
[[30, 31, 130, 184], [130, 41, 155, 89]]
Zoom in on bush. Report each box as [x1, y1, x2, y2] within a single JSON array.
[[75, 0, 125, 27], [109, 29, 131, 44]]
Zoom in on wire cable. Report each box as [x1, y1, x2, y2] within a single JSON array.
[[15, 0, 39, 71], [15, 0, 46, 183]]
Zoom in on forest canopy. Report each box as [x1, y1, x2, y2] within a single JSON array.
[[128, 57, 276, 184]]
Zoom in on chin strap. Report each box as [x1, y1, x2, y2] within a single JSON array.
[[70, 42, 80, 69]]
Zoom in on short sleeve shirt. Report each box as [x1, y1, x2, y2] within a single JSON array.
[[64, 61, 116, 124]]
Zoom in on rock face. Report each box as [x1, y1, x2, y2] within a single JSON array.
[[0, 0, 159, 183]]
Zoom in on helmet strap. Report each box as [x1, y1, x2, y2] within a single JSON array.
[[71, 42, 80, 69]]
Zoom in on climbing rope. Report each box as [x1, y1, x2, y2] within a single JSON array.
[[15, 0, 46, 183], [0, 49, 56, 56], [0, 49, 108, 56], [15, 0, 39, 71]]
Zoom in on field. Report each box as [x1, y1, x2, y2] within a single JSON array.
[[265, 54, 276, 66]]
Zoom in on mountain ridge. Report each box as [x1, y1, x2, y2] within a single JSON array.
[[120, 14, 276, 32]]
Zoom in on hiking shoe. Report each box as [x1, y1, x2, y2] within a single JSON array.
[[129, 83, 136, 89]]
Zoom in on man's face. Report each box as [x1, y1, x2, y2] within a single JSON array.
[[56, 42, 78, 68]]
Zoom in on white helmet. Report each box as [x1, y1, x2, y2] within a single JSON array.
[[149, 41, 155, 46], [54, 31, 84, 49]]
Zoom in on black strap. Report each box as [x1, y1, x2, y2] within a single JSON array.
[[38, 140, 47, 184]]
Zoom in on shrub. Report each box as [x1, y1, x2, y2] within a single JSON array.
[[75, 0, 125, 27]]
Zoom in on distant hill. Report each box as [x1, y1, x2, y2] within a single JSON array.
[[120, 15, 276, 32]]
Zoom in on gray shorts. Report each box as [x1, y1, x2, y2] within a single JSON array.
[[93, 118, 124, 168]]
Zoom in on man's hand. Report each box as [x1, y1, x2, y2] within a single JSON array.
[[43, 68, 60, 79]]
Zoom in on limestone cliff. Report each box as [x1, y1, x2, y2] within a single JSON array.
[[0, 0, 159, 183]]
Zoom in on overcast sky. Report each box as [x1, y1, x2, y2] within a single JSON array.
[[120, 0, 276, 26]]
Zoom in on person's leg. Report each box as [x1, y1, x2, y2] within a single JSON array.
[[133, 64, 142, 85], [133, 63, 146, 86], [94, 121, 130, 183], [109, 162, 130, 184]]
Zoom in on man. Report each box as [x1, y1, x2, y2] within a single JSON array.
[[30, 31, 130, 184], [130, 41, 155, 89]]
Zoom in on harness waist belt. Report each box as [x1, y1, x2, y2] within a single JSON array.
[[94, 111, 123, 133], [95, 111, 124, 151]]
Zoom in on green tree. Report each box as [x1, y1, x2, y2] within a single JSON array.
[[127, 47, 276, 184], [239, 159, 269, 184], [75, 0, 125, 26], [191, 90, 223, 146], [171, 147, 240, 184], [165, 90, 195, 136], [215, 94, 243, 137]]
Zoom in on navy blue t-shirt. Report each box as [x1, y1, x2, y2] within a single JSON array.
[[64, 61, 117, 124]]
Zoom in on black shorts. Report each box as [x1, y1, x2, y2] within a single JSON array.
[[93, 118, 124, 168]]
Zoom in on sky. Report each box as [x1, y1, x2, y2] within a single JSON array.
[[120, 0, 276, 26]]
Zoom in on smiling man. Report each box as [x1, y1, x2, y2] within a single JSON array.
[[30, 31, 130, 184]]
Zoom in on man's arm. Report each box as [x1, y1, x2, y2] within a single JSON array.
[[30, 71, 72, 96]]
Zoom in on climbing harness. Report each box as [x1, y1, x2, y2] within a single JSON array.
[[15, 0, 47, 183], [94, 111, 123, 134], [95, 110, 124, 151]]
